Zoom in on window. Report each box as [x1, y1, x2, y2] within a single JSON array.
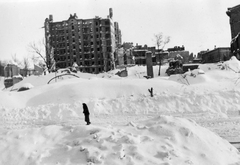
[[105, 20, 110, 25], [107, 40, 111, 46], [106, 27, 110, 32], [107, 47, 111, 52], [105, 34, 110, 38]]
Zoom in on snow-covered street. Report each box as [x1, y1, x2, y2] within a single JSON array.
[[1, 57, 240, 164]]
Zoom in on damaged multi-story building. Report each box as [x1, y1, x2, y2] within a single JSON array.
[[226, 4, 240, 58], [44, 8, 122, 73]]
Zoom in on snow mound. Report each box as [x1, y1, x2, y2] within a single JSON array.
[[168, 72, 207, 85], [0, 116, 239, 165], [20, 83, 34, 89], [198, 63, 221, 72], [224, 56, 240, 73], [17, 83, 34, 92]]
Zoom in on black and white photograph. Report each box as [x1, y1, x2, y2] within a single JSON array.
[[0, 0, 240, 164]]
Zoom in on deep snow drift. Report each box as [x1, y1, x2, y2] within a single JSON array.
[[0, 116, 239, 165], [1, 57, 240, 164]]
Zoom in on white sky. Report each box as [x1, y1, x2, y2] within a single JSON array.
[[0, 0, 239, 60]]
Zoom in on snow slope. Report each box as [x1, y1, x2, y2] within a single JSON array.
[[0, 116, 239, 165], [0, 58, 240, 164]]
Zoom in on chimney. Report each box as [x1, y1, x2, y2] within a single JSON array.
[[49, 15, 53, 22], [109, 8, 113, 19]]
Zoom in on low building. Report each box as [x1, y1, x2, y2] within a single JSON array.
[[132, 44, 156, 65], [4, 64, 20, 77], [197, 50, 209, 59], [33, 64, 43, 75], [0, 62, 4, 76], [201, 47, 231, 63], [167, 46, 190, 64]]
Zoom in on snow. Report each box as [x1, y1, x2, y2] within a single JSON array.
[[20, 83, 34, 89], [1, 59, 240, 164]]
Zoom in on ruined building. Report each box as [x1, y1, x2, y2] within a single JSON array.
[[44, 8, 122, 73], [226, 4, 240, 39], [226, 4, 240, 57]]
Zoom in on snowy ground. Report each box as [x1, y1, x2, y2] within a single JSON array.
[[1, 57, 240, 164]]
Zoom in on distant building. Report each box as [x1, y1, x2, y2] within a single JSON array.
[[167, 46, 189, 64], [33, 64, 43, 75], [0, 61, 4, 76], [132, 44, 156, 65], [116, 47, 124, 66], [226, 4, 240, 39], [115, 42, 134, 67], [4, 64, 20, 77], [44, 8, 121, 74], [201, 47, 231, 63], [197, 50, 209, 59]]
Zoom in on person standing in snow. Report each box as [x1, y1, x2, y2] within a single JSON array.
[[83, 103, 91, 125]]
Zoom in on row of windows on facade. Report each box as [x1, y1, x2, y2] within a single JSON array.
[[56, 54, 113, 64], [57, 62, 105, 73], [51, 26, 112, 36], [56, 58, 105, 66], [57, 63, 112, 72], [54, 46, 112, 55], [51, 19, 111, 30], [56, 53, 111, 60], [50, 21, 112, 35], [50, 33, 112, 44], [53, 40, 112, 49]]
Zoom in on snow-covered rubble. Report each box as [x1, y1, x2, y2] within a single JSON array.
[[1, 58, 240, 164]]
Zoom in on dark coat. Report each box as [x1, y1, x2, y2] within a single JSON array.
[[83, 103, 90, 115], [83, 103, 90, 124]]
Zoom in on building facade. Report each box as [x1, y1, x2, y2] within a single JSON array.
[[116, 42, 134, 67], [167, 46, 189, 64], [132, 44, 156, 65], [44, 8, 121, 74], [226, 5, 240, 39], [201, 47, 231, 63]]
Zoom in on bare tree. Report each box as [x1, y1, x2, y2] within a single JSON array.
[[153, 33, 170, 76], [11, 54, 22, 66], [28, 39, 50, 72], [23, 57, 30, 70]]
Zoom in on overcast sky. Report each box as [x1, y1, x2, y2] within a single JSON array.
[[0, 0, 239, 61]]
